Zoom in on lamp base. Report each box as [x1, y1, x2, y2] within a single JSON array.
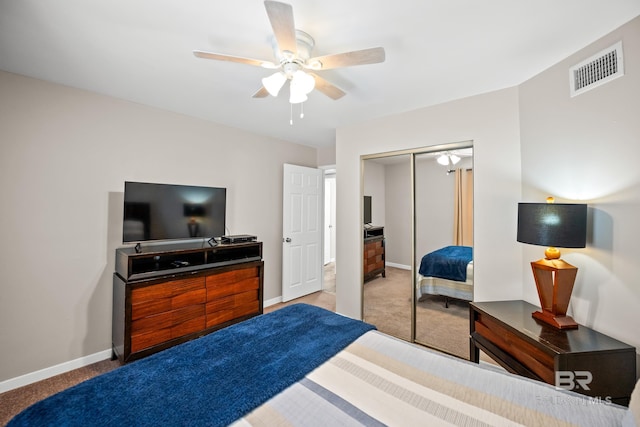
[[532, 309, 578, 329], [530, 258, 579, 330]]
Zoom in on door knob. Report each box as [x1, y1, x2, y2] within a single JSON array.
[[284, 237, 292, 243]]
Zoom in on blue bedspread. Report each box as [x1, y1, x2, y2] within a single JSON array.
[[8, 304, 375, 427], [418, 245, 472, 282]]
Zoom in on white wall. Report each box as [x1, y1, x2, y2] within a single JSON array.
[[519, 16, 640, 350], [0, 71, 317, 383], [336, 87, 522, 319]]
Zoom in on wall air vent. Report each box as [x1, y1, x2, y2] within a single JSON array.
[[570, 41, 624, 97]]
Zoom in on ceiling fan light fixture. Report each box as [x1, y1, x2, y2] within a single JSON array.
[[291, 70, 315, 95], [450, 154, 461, 165], [289, 85, 308, 104], [262, 72, 287, 96]]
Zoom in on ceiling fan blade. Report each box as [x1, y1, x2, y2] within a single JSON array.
[[309, 73, 346, 100], [193, 50, 278, 68], [306, 47, 385, 70], [264, 1, 297, 54], [252, 86, 270, 98]]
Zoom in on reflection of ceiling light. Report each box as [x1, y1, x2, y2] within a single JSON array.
[[436, 152, 462, 166], [437, 154, 449, 166]]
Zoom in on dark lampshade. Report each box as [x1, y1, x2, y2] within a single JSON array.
[[517, 203, 587, 248]]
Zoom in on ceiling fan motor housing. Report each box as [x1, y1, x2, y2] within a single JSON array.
[[274, 30, 318, 69]]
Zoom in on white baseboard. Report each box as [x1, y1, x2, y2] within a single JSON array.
[[386, 262, 411, 270], [0, 349, 113, 394], [263, 296, 282, 308]]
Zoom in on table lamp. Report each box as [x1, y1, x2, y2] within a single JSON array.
[[517, 198, 587, 329]]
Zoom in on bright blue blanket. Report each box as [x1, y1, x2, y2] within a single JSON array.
[[9, 304, 375, 427], [418, 245, 472, 282]]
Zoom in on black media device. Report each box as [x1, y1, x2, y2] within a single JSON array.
[[221, 235, 257, 244], [123, 181, 226, 243], [364, 195, 372, 225]]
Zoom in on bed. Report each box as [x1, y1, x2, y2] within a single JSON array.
[[8, 304, 638, 427], [417, 245, 473, 305]]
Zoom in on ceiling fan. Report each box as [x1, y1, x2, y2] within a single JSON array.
[[193, 0, 386, 104]]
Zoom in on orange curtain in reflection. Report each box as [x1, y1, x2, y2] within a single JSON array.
[[453, 168, 473, 246]]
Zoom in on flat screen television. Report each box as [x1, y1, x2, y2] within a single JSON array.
[[364, 195, 372, 225], [123, 181, 226, 243]]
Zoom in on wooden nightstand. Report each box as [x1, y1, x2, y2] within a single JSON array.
[[469, 300, 636, 406]]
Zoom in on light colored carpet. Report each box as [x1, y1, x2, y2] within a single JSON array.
[[363, 266, 471, 359]]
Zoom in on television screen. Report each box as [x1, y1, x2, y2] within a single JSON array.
[[123, 181, 226, 243], [364, 196, 372, 224]]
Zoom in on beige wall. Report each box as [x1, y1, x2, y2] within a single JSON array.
[[336, 87, 523, 318], [382, 160, 412, 266], [518, 16, 640, 350], [0, 71, 317, 384], [317, 144, 336, 167]]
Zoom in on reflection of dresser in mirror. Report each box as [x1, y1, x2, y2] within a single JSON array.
[[364, 226, 385, 281]]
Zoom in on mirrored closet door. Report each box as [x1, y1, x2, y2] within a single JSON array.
[[414, 148, 473, 358], [362, 143, 474, 358], [362, 154, 412, 341]]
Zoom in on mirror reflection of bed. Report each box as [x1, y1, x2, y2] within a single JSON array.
[[362, 145, 473, 360]]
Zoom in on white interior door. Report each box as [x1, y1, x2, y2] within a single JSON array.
[[282, 164, 323, 302], [324, 174, 336, 264]]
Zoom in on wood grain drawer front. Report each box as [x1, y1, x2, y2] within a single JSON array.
[[206, 267, 260, 301], [131, 277, 206, 319], [365, 242, 383, 258], [130, 305, 205, 353], [475, 313, 555, 384], [207, 290, 258, 312], [132, 288, 206, 320], [206, 299, 260, 328], [365, 258, 384, 273]]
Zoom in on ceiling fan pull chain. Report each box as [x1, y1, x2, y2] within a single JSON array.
[[300, 102, 304, 119], [290, 103, 293, 125]]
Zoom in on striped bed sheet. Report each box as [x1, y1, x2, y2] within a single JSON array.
[[232, 331, 629, 427], [417, 260, 473, 302]]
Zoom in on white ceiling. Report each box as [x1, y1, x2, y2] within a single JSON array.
[[1, 1, 639, 149]]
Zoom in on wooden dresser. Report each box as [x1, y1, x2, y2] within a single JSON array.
[[470, 300, 636, 405], [113, 241, 263, 363], [364, 226, 385, 281]]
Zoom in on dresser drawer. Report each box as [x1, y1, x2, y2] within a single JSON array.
[[365, 241, 383, 258], [131, 305, 206, 352], [206, 267, 260, 301], [131, 277, 206, 319], [475, 312, 555, 384], [365, 258, 384, 273], [206, 300, 260, 328]]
